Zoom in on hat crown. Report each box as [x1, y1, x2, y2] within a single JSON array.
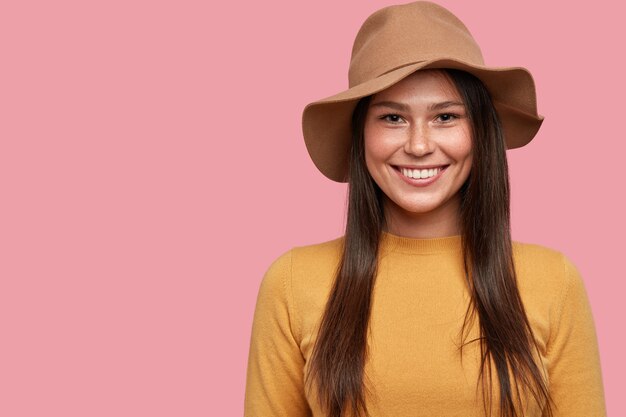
[[349, 1, 484, 86]]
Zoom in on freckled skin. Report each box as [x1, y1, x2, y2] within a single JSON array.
[[363, 69, 473, 238]]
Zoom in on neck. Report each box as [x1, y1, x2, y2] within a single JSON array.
[[383, 195, 462, 239]]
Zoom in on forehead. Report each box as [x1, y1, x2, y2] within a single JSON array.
[[371, 69, 461, 102]]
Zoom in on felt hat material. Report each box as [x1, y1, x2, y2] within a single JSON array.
[[301, 1, 543, 182]]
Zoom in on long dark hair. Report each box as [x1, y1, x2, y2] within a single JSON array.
[[304, 69, 554, 417]]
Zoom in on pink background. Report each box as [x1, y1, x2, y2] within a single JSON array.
[[1, 0, 623, 415]]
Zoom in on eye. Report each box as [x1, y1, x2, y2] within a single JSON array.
[[379, 113, 405, 124], [436, 113, 460, 123]]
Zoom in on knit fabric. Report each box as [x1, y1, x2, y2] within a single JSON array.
[[244, 232, 606, 416]]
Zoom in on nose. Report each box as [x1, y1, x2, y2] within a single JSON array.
[[403, 124, 435, 156]]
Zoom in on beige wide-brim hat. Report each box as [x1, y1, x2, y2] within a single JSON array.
[[302, 1, 544, 182]]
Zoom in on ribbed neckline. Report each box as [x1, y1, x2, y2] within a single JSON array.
[[380, 230, 463, 255]]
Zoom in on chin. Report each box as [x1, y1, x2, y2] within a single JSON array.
[[390, 198, 442, 215], [384, 190, 461, 216]]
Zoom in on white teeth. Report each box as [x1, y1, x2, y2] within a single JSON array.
[[400, 167, 443, 179]]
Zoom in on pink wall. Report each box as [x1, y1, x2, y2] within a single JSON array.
[[1, 0, 622, 415]]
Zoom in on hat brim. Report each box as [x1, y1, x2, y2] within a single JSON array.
[[302, 58, 544, 182]]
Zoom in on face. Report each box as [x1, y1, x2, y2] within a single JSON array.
[[363, 69, 473, 237]]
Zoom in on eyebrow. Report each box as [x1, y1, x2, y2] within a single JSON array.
[[369, 100, 465, 111]]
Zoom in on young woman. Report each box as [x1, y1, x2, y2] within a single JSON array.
[[244, 2, 607, 416]]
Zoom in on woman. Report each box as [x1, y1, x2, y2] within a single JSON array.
[[244, 2, 606, 416]]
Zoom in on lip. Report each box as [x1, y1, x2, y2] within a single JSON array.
[[395, 164, 449, 170], [392, 165, 448, 187]]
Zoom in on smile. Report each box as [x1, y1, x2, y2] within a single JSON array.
[[398, 166, 446, 179]]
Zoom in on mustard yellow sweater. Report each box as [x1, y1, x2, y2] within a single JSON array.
[[244, 232, 606, 416]]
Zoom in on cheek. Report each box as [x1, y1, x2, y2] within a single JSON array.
[[462, 151, 474, 179], [455, 142, 473, 165], [448, 128, 473, 164], [456, 140, 474, 181], [363, 124, 394, 165]]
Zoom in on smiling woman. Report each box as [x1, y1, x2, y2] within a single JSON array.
[[363, 69, 474, 238], [244, 2, 607, 417]]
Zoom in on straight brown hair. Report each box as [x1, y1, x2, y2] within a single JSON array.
[[304, 69, 554, 417]]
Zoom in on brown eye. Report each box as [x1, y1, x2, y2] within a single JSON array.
[[436, 113, 459, 123], [380, 114, 403, 123]]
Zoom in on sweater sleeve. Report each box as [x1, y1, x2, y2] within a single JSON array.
[[244, 250, 312, 417], [543, 254, 607, 416]]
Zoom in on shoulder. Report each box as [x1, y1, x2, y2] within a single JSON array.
[[265, 235, 344, 271], [262, 235, 344, 289], [512, 239, 565, 264], [511, 239, 585, 312], [512, 239, 580, 285], [510, 240, 592, 351], [292, 235, 344, 266], [512, 239, 580, 277], [259, 236, 345, 339], [256, 235, 344, 308]]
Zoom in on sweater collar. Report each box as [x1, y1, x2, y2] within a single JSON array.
[[380, 230, 463, 255]]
